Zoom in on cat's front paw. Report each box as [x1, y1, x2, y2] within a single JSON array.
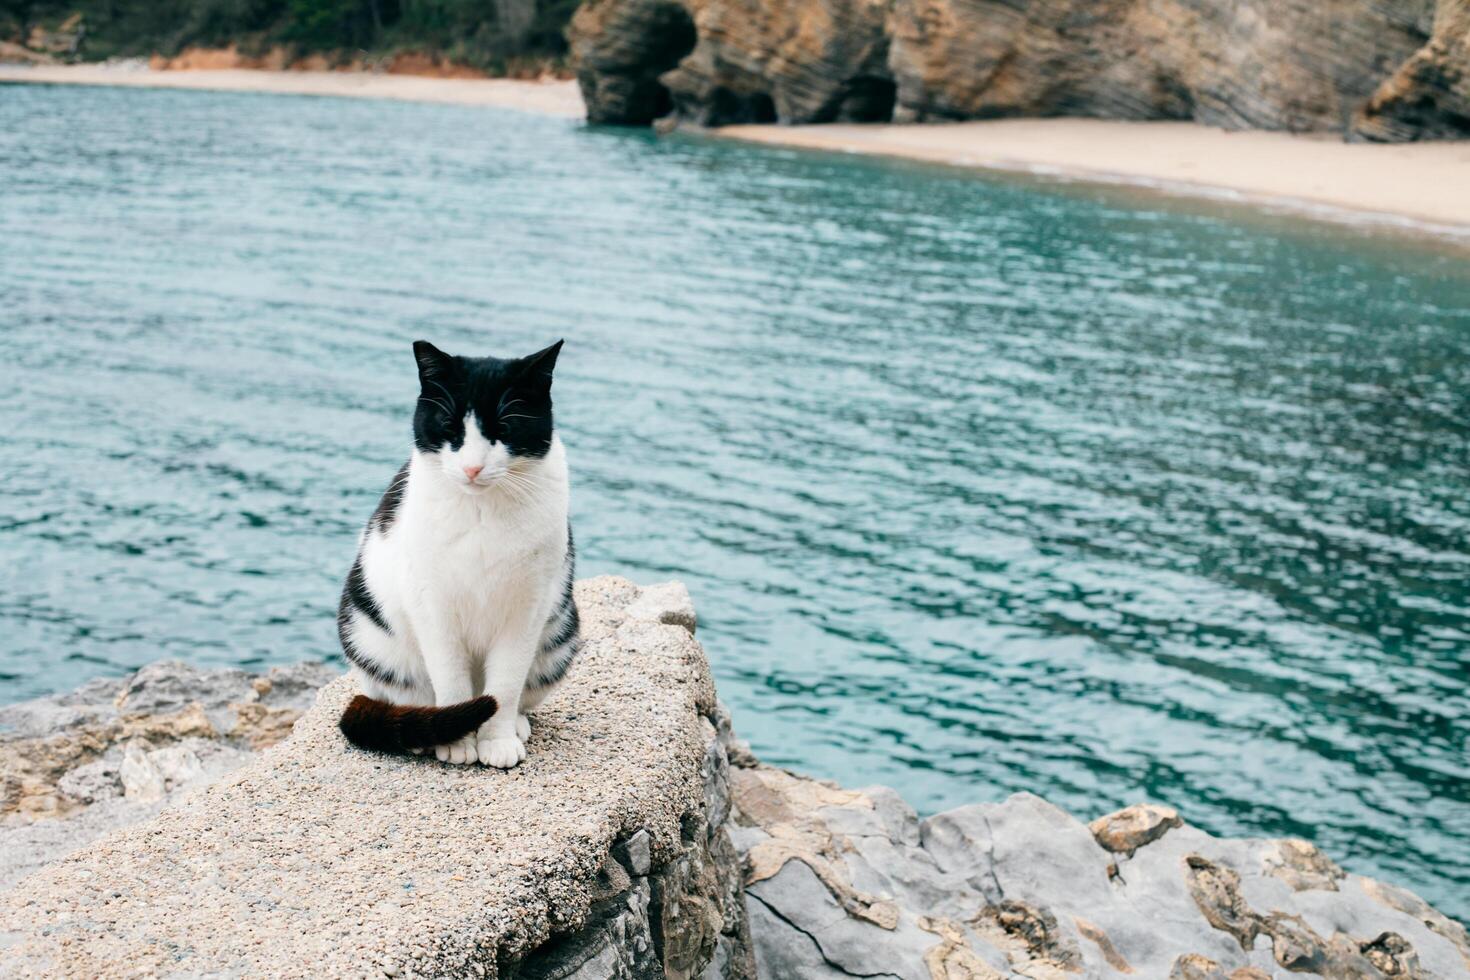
[[516, 713, 531, 741], [477, 735, 526, 769], [435, 735, 478, 765]]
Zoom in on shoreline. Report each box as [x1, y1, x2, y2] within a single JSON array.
[[4, 64, 1470, 239], [0, 62, 583, 117], [715, 120, 1470, 243]]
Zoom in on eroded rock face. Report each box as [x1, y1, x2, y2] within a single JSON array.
[[508, 726, 753, 980], [567, 0, 1470, 139], [722, 736, 1470, 979], [569, 0, 700, 124], [887, 0, 1440, 131], [1354, 0, 1470, 140], [570, 0, 891, 126]]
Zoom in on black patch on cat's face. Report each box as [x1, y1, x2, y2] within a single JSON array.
[[411, 340, 562, 458]]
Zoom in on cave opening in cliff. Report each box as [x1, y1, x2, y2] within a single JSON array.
[[707, 88, 778, 125], [834, 75, 897, 123], [637, 2, 698, 123], [747, 92, 778, 124]]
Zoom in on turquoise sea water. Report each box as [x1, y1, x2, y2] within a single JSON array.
[[2, 83, 1468, 921]]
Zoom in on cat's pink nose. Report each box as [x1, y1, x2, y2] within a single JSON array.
[[463, 465, 483, 481]]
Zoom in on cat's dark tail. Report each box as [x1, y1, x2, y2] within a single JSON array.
[[338, 695, 498, 753]]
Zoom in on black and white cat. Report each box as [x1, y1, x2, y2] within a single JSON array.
[[336, 340, 579, 768]]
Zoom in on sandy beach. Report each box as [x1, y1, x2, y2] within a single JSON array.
[[4, 63, 1468, 236], [0, 62, 584, 117], [718, 120, 1470, 238]]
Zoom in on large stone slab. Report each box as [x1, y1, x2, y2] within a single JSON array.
[[0, 577, 753, 980]]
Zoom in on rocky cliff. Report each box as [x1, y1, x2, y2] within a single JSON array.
[[568, 0, 1470, 140]]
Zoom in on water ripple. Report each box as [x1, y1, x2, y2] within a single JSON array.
[[2, 83, 1468, 921]]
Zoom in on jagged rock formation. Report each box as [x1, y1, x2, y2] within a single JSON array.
[[0, 578, 755, 979], [718, 736, 1470, 978], [568, 0, 1470, 140], [569, 0, 891, 126], [0, 659, 336, 891], [1355, 0, 1470, 141]]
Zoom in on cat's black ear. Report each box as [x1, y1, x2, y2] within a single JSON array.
[[516, 340, 563, 386], [413, 340, 453, 381]]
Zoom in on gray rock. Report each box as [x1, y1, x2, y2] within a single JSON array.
[[618, 829, 654, 877], [745, 877, 872, 980], [117, 659, 259, 734], [259, 661, 340, 710], [748, 859, 933, 980], [701, 720, 731, 833], [0, 674, 127, 736], [728, 759, 1470, 980], [118, 739, 166, 801], [54, 754, 122, 804], [149, 742, 204, 788]]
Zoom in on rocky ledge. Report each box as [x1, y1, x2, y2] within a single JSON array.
[[0, 578, 753, 979], [722, 755, 1470, 978], [3, 581, 1467, 979], [567, 0, 1470, 141]]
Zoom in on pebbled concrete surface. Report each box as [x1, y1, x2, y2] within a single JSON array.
[[0, 576, 718, 979]]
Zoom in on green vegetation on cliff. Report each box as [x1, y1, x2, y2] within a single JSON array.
[[1, 0, 576, 71]]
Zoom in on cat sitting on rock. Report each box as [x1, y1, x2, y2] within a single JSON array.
[[337, 340, 579, 768]]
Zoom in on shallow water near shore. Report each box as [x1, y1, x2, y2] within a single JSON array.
[[2, 84, 1468, 920]]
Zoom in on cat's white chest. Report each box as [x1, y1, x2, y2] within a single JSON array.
[[387, 454, 568, 648], [428, 520, 546, 612]]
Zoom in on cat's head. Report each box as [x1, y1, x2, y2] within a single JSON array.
[[410, 340, 563, 492]]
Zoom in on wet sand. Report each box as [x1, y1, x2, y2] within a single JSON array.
[[717, 119, 1470, 238]]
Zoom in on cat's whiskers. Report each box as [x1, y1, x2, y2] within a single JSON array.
[[497, 472, 535, 502], [494, 467, 547, 506], [425, 377, 456, 405], [419, 394, 454, 418]]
